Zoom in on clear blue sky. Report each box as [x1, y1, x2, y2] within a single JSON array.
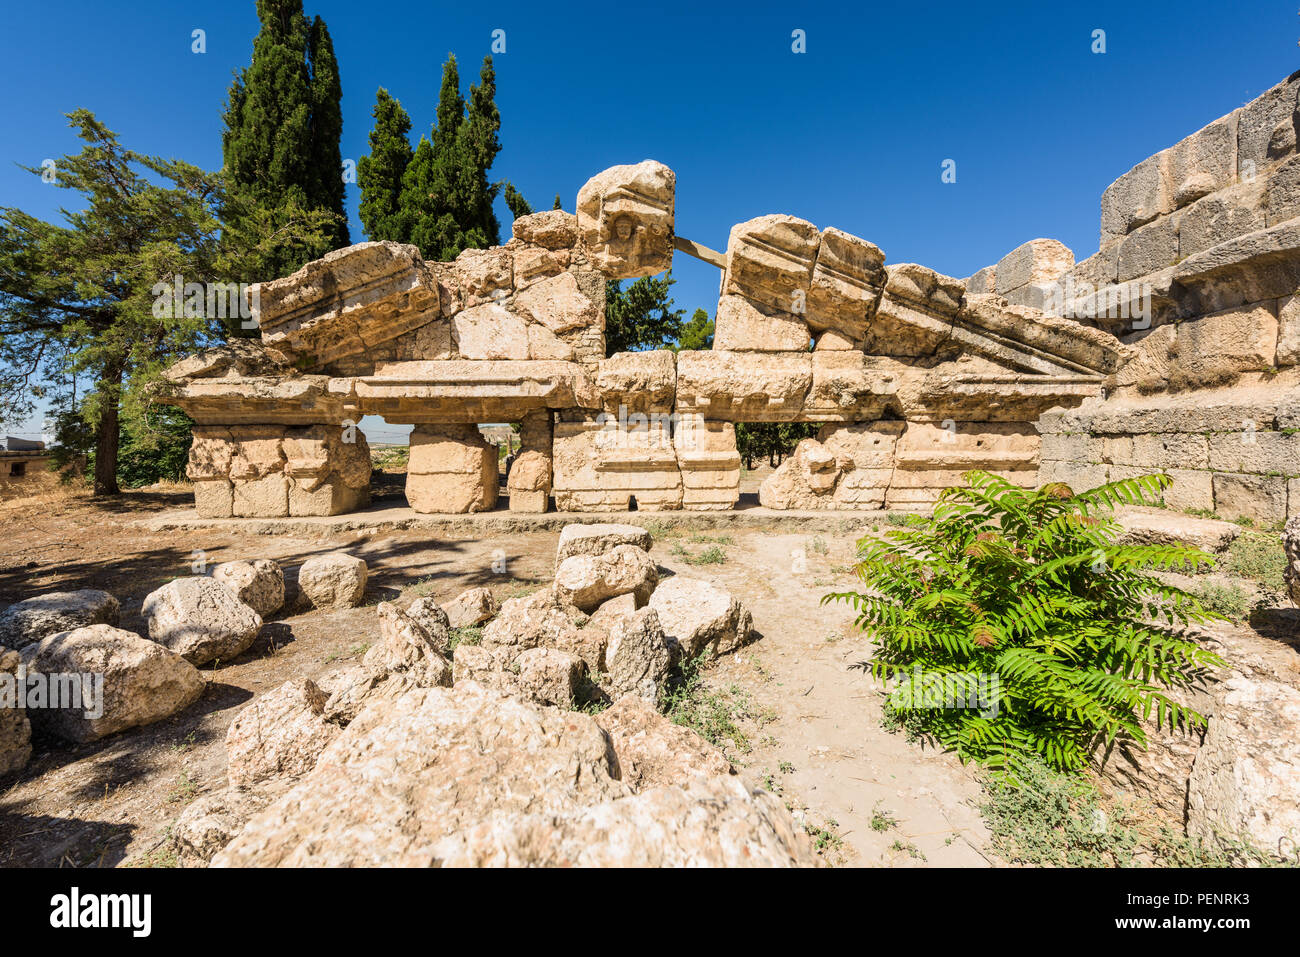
[[1, 0, 1296, 441]]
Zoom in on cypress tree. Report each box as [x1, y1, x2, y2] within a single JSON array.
[[306, 16, 349, 249], [358, 88, 413, 241], [503, 183, 532, 221], [222, 0, 347, 278], [553, 194, 563, 210], [460, 56, 501, 247]]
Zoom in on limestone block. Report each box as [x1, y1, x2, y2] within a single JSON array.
[[394, 318, 453, 361], [512, 244, 566, 290], [1166, 112, 1239, 208], [994, 239, 1075, 294], [893, 421, 1039, 472], [722, 214, 820, 313], [553, 544, 658, 612], [555, 523, 653, 566], [576, 161, 675, 278], [814, 329, 862, 350], [512, 272, 601, 335], [647, 576, 753, 659], [0, 650, 30, 776], [252, 241, 442, 367], [1117, 214, 1178, 282], [407, 424, 498, 513], [674, 415, 740, 511], [451, 302, 529, 360], [551, 417, 682, 511], [758, 439, 840, 509], [512, 209, 579, 250], [805, 352, 897, 421], [807, 227, 885, 335], [1266, 154, 1300, 226], [212, 560, 285, 618], [1115, 324, 1177, 390], [1212, 472, 1288, 524], [818, 422, 904, 509], [0, 589, 121, 651], [674, 350, 812, 421], [1236, 71, 1300, 176], [965, 265, 996, 295], [1177, 180, 1266, 259], [1101, 154, 1170, 245], [298, 552, 368, 609], [595, 350, 676, 413], [451, 247, 513, 308], [1207, 430, 1300, 474], [1173, 304, 1278, 385], [1161, 469, 1216, 513], [868, 264, 965, 357], [226, 678, 339, 790], [712, 295, 811, 351], [143, 576, 263, 666]]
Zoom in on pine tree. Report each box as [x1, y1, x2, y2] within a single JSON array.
[[222, 0, 347, 278], [358, 88, 413, 241], [553, 194, 563, 210]]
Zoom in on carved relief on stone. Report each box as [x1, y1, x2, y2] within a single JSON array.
[[576, 161, 675, 279]]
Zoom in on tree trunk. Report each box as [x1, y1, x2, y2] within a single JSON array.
[[93, 363, 122, 496]]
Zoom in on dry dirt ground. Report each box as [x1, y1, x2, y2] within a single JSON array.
[[0, 482, 1000, 867]]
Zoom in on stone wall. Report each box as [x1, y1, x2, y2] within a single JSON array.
[[969, 70, 1300, 519]]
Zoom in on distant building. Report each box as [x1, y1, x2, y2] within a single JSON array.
[[1, 437, 55, 491]]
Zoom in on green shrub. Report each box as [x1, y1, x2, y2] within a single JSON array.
[[1189, 580, 1252, 622], [825, 471, 1224, 777], [1224, 531, 1287, 595]]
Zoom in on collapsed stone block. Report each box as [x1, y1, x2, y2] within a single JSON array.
[[807, 227, 885, 337], [675, 350, 812, 421], [576, 161, 675, 278], [994, 239, 1075, 294], [712, 295, 811, 351], [722, 214, 820, 314], [407, 424, 499, 513], [758, 438, 840, 509]]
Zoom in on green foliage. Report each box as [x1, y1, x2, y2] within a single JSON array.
[[503, 182, 533, 220], [398, 55, 502, 261], [0, 110, 328, 493], [604, 272, 685, 355], [221, 0, 349, 277], [1189, 580, 1252, 622], [675, 308, 714, 351], [671, 542, 727, 565], [825, 471, 1224, 776], [1224, 531, 1287, 595], [553, 194, 563, 210], [357, 88, 413, 242], [735, 423, 819, 469], [663, 654, 753, 755]]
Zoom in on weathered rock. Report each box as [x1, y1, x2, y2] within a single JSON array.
[[142, 576, 263, 666], [1284, 516, 1300, 607], [555, 522, 653, 567], [0, 649, 31, 776], [758, 438, 839, 509], [19, 625, 204, 744], [1114, 507, 1241, 555], [406, 424, 498, 513], [576, 161, 675, 279], [595, 693, 733, 790], [648, 576, 753, 659], [173, 785, 284, 867], [514, 647, 585, 707], [512, 209, 579, 250], [211, 559, 285, 618], [0, 589, 120, 651], [601, 607, 672, 703], [480, 589, 606, 672], [429, 775, 819, 867], [404, 597, 453, 654], [297, 552, 368, 609], [442, 587, 499, 629], [553, 544, 659, 613], [226, 678, 340, 790], [318, 664, 414, 726], [211, 682, 632, 866], [365, 602, 453, 688], [1187, 677, 1300, 854]]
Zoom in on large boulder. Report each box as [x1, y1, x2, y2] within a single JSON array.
[[212, 560, 285, 618], [142, 576, 263, 666], [211, 682, 814, 867], [19, 624, 204, 743], [451, 643, 585, 708], [647, 576, 753, 659], [758, 438, 839, 509], [297, 553, 368, 609], [480, 589, 605, 672], [225, 678, 340, 790], [212, 682, 631, 866], [0, 649, 31, 776], [555, 523, 653, 568], [1284, 515, 1300, 606], [601, 606, 673, 703], [595, 694, 733, 790], [441, 587, 499, 629], [404, 597, 453, 655], [365, 602, 452, 688], [1187, 676, 1300, 854], [553, 544, 658, 612], [430, 775, 818, 867], [0, 589, 120, 650]]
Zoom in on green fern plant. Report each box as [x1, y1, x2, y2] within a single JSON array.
[[824, 471, 1224, 777]]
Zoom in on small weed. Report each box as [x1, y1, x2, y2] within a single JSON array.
[[870, 803, 900, 832], [1189, 580, 1253, 622], [778, 760, 795, 774], [663, 654, 754, 756], [446, 625, 482, 654], [170, 731, 197, 754], [1224, 531, 1287, 595], [809, 535, 828, 555], [890, 839, 926, 861], [167, 770, 199, 804], [806, 820, 845, 856]]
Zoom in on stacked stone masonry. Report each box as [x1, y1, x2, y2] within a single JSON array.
[[164, 78, 1300, 518]]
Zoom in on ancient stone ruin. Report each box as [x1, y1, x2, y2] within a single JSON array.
[[164, 72, 1300, 523]]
